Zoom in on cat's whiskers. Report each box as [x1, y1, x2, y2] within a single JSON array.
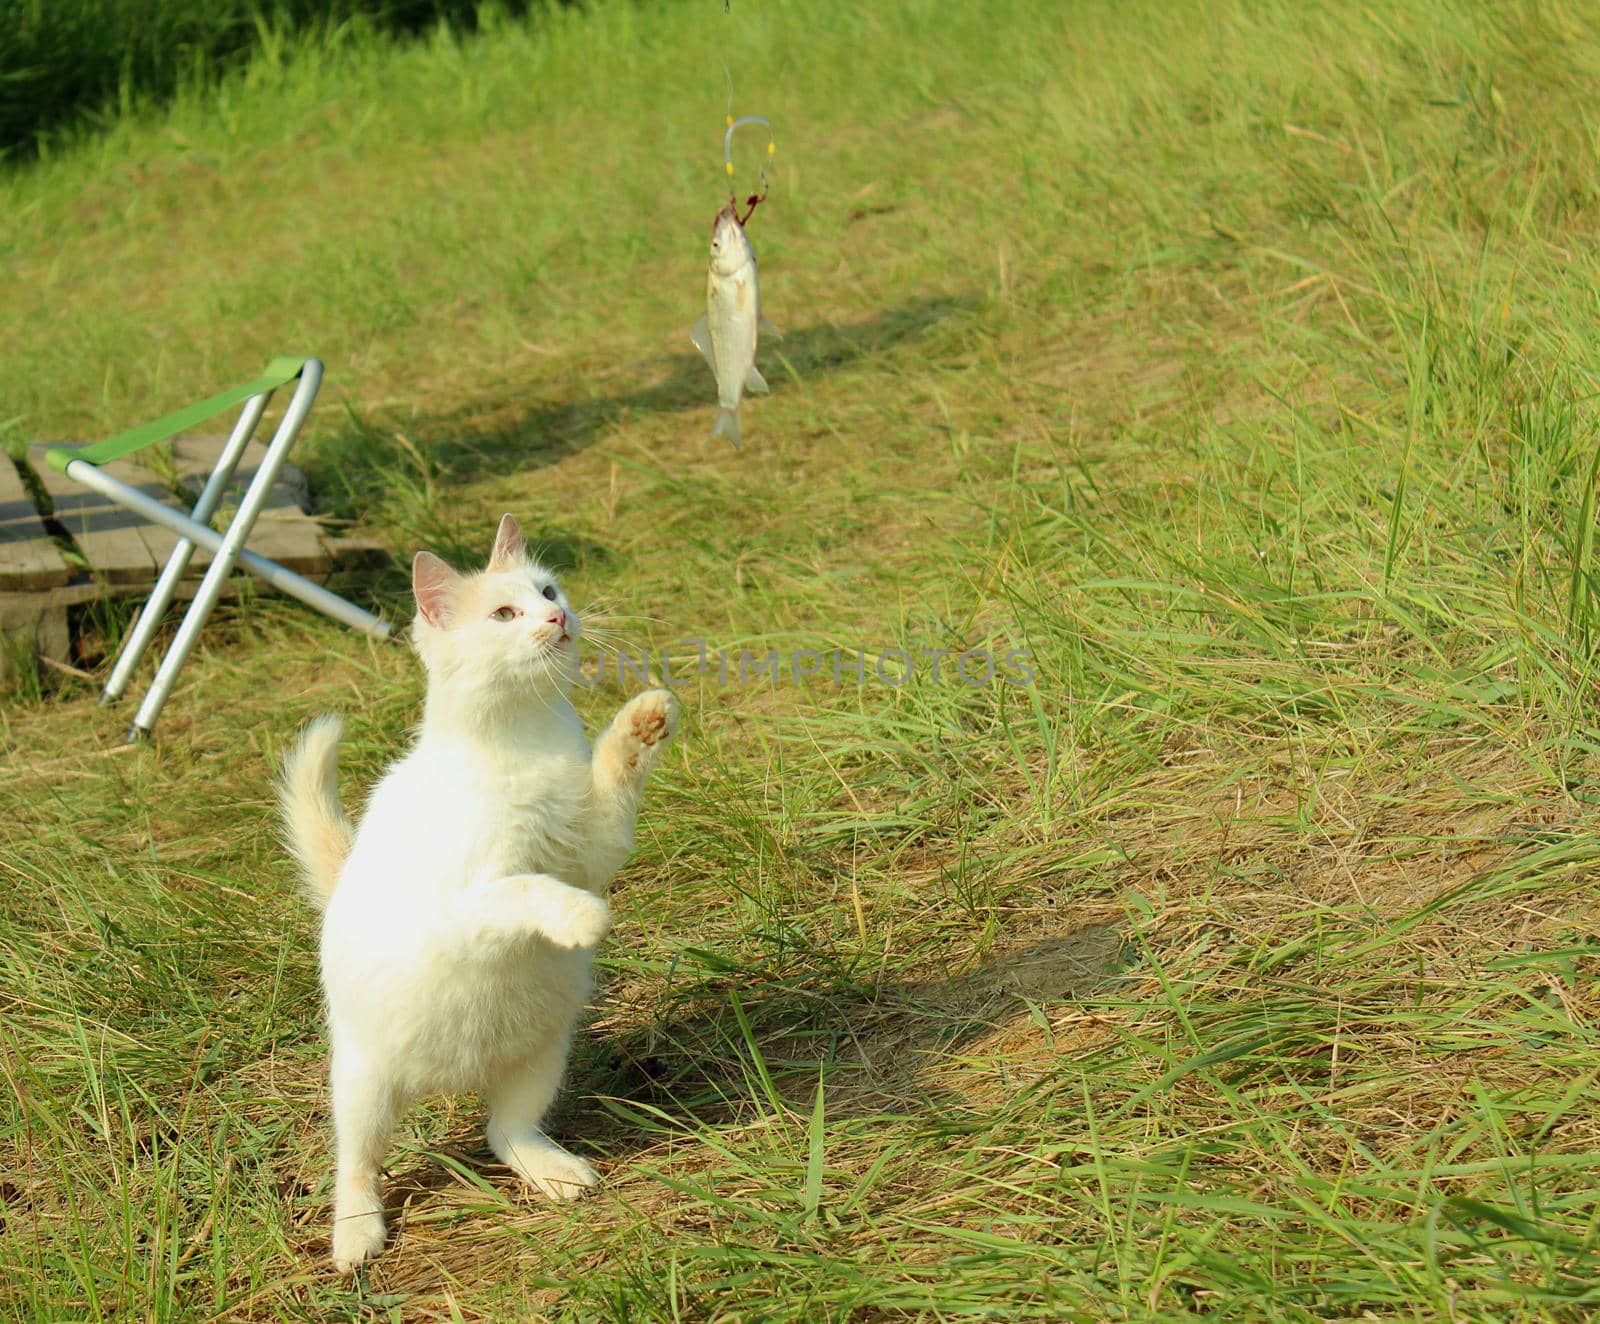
[[576, 644, 623, 670], [572, 628, 626, 656], [574, 628, 625, 651], [581, 611, 670, 629]]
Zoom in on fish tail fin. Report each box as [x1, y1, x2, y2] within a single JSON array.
[[711, 407, 742, 449]]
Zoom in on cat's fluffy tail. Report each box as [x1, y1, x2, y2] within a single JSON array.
[[279, 715, 352, 910]]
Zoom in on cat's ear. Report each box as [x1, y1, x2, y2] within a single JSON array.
[[412, 551, 461, 628], [488, 514, 525, 571]]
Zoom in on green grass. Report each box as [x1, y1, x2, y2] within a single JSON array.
[[6, 0, 1600, 1317], [0, 0, 524, 159]]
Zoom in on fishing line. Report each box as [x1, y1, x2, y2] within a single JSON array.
[[715, 0, 773, 221]]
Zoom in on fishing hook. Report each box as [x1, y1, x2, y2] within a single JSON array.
[[724, 114, 775, 222]]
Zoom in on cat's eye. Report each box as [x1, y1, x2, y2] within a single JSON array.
[[491, 606, 517, 622], [541, 585, 559, 602]]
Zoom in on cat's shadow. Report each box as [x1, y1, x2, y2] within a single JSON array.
[[581, 920, 1132, 1136], [304, 294, 976, 539], [379, 920, 1130, 1213]]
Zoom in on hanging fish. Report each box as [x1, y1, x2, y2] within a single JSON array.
[[691, 116, 778, 448], [692, 203, 771, 448]]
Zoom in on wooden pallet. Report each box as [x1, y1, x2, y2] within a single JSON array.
[[0, 435, 385, 669]]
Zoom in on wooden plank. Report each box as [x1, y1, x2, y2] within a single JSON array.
[[0, 528, 386, 671], [324, 535, 389, 570], [0, 457, 72, 590], [31, 447, 160, 587], [171, 435, 311, 512], [170, 433, 329, 575], [0, 581, 109, 615], [38, 436, 321, 582], [28, 443, 317, 586], [2, 432, 386, 669], [239, 512, 334, 576], [0, 571, 268, 673], [131, 518, 215, 576], [0, 587, 87, 667], [120, 456, 214, 577]]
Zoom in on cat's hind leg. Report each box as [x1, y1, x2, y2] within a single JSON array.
[[329, 1058, 400, 1272], [485, 1037, 600, 1202]]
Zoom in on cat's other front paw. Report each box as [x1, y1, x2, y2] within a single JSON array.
[[552, 888, 611, 949]]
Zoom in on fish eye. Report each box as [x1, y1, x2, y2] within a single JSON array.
[[491, 606, 517, 621], [542, 585, 559, 602]]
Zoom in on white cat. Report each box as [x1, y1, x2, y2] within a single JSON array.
[[278, 514, 678, 1272]]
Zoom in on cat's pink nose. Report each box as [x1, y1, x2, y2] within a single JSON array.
[[547, 608, 567, 631]]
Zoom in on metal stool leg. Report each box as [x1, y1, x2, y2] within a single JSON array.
[[127, 360, 324, 741], [101, 390, 271, 706], [118, 359, 356, 742], [64, 461, 391, 638]]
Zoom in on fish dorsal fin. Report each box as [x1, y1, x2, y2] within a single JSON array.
[[759, 315, 783, 342], [690, 314, 714, 368], [744, 364, 770, 395]]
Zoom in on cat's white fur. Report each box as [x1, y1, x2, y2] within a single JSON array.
[[279, 514, 677, 1273]]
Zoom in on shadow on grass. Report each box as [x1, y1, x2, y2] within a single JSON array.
[[581, 920, 1132, 1134], [303, 295, 975, 558], [376, 917, 1131, 1227]]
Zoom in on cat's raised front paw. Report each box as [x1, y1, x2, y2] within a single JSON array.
[[626, 689, 679, 750], [594, 689, 680, 795]]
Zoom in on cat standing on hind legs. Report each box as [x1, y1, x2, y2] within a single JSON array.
[[278, 514, 678, 1273]]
